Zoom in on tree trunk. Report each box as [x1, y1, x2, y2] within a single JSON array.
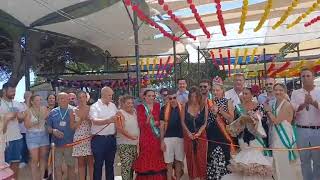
[[8, 36, 24, 86]]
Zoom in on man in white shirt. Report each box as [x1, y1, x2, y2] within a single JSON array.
[[90, 86, 118, 180], [0, 82, 25, 179], [291, 68, 320, 180], [176, 78, 189, 104], [258, 77, 276, 105], [225, 73, 245, 106]]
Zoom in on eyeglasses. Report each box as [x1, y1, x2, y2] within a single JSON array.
[[169, 97, 177, 100], [200, 85, 208, 88]]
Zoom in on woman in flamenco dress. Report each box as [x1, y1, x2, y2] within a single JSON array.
[[133, 89, 167, 180]]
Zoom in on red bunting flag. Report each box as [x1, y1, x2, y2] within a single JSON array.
[[219, 48, 225, 71], [227, 49, 231, 77], [269, 61, 291, 78]]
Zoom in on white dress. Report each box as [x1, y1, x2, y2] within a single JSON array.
[[72, 114, 92, 157], [271, 100, 302, 180], [222, 108, 273, 180]]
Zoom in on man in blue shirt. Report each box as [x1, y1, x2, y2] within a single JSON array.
[[47, 92, 75, 180], [258, 77, 276, 105], [176, 78, 189, 104]]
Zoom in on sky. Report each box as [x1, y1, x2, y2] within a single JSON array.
[[0, 72, 35, 102]]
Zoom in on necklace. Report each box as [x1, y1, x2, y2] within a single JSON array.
[[31, 107, 42, 124]]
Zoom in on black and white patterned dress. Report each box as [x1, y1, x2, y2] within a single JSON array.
[[206, 98, 233, 180]]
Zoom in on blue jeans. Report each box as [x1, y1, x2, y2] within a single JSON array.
[[296, 127, 320, 180], [91, 135, 116, 180]]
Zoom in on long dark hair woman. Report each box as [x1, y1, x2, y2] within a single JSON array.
[[181, 86, 208, 180], [133, 89, 166, 180]]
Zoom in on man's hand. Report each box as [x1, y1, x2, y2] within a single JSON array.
[[52, 129, 64, 139], [161, 140, 166, 152]]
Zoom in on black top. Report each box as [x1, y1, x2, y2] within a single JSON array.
[[160, 106, 184, 138], [184, 104, 206, 133], [207, 98, 230, 142]]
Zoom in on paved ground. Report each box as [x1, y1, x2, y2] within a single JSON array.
[[18, 154, 189, 179]]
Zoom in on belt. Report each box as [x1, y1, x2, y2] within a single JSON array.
[[94, 134, 115, 138], [296, 125, 320, 129]]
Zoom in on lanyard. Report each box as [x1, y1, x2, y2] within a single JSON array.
[[58, 107, 69, 121]]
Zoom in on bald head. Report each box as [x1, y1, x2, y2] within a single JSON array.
[[58, 92, 69, 108], [101, 86, 114, 104]]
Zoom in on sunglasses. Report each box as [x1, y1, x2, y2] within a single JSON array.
[[200, 85, 208, 88], [169, 97, 177, 100], [302, 75, 312, 78]]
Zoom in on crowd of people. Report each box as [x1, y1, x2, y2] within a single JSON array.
[[0, 67, 319, 180]]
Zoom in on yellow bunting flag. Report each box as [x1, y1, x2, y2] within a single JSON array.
[[152, 57, 157, 79], [287, 1, 320, 29], [140, 59, 144, 71], [272, 0, 299, 29], [250, 48, 258, 63], [239, 0, 249, 34], [234, 48, 240, 70], [146, 58, 150, 74], [254, 0, 272, 32]]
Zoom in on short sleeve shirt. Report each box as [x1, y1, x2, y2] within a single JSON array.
[[0, 99, 23, 142], [47, 106, 75, 147]]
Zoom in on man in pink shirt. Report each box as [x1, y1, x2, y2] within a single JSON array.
[[291, 68, 320, 180]]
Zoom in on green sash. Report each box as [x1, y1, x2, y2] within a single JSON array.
[[235, 104, 271, 156], [272, 101, 297, 161], [143, 103, 160, 138]]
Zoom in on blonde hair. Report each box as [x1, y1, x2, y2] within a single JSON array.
[[119, 95, 134, 109]]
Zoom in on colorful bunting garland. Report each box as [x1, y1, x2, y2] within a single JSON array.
[[254, 0, 272, 32], [125, 1, 180, 41], [272, 0, 299, 29], [187, 0, 211, 38], [239, 0, 248, 34], [305, 15, 320, 27], [158, 1, 196, 40], [214, 0, 227, 36], [287, 1, 320, 29]]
